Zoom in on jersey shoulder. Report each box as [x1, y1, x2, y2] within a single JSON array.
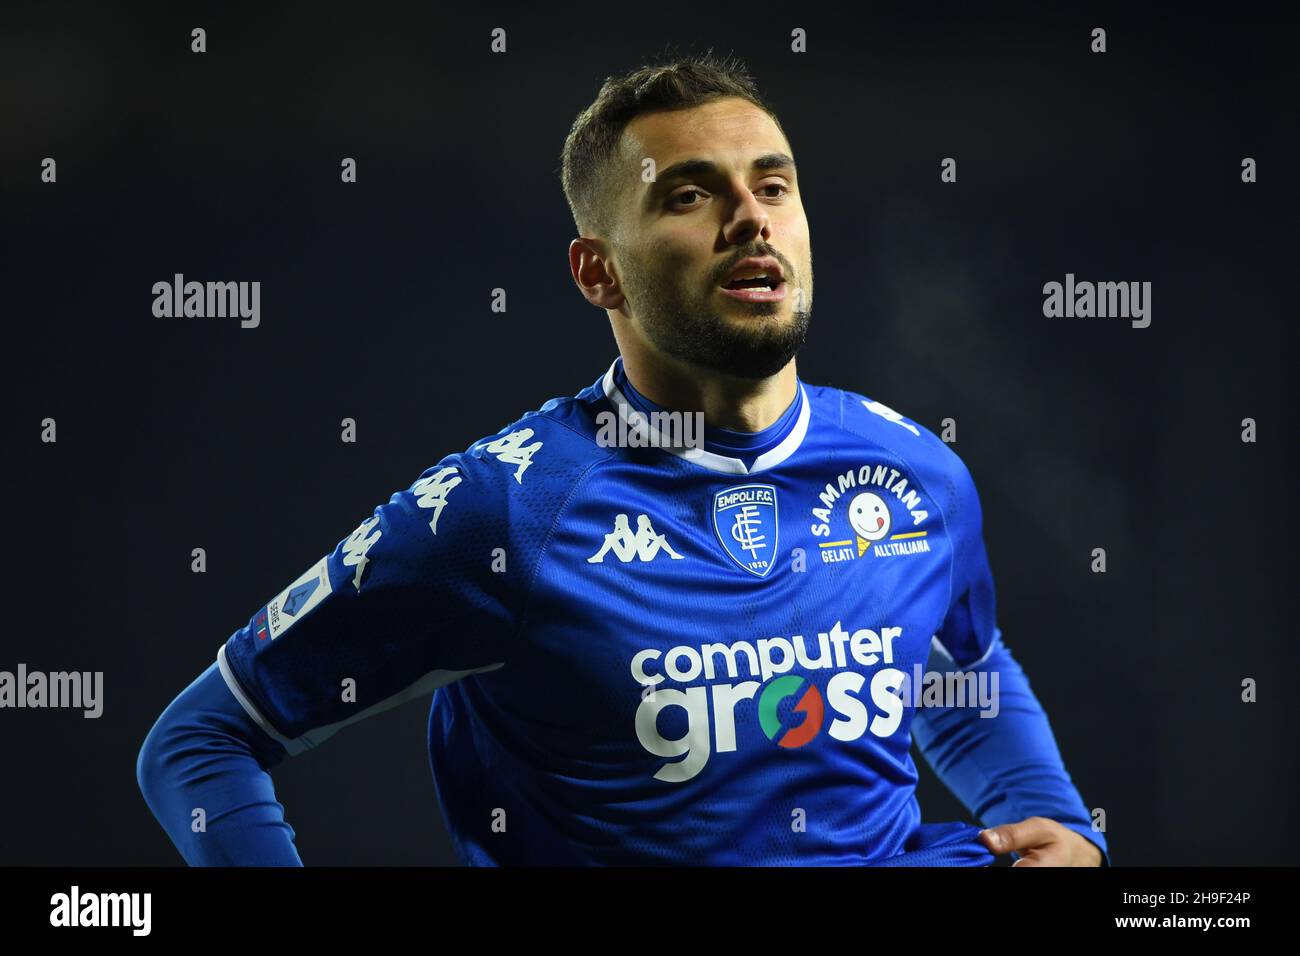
[[443, 381, 617, 499], [804, 380, 983, 530], [370, 383, 617, 585]]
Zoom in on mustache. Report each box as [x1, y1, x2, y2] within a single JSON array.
[[717, 248, 793, 283]]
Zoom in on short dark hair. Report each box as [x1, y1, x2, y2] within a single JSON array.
[[559, 50, 784, 240]]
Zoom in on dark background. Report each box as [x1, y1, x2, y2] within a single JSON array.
[[1, 1, 1293, 865]]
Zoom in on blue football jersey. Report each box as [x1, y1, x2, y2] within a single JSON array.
[[216, 357, 1054, 865]]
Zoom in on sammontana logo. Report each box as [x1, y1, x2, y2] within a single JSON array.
[[809, 464, 930, 564]]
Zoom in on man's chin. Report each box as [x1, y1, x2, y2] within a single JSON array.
[[640, 298, 809, 380], [693, 327, 809, 379], [714, 299, 802, 333]]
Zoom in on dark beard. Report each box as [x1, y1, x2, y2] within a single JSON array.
[[630, 283, 812, 380]]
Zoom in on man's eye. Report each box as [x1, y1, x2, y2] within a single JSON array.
[[670, 184, 786, 208]]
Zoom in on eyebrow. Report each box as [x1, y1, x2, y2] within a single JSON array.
[[649, 152, 797, 193]]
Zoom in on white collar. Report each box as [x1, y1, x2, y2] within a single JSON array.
[[599, 358, 810, 475]]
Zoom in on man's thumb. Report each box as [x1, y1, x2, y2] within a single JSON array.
[[979, 826, 1012, 853]]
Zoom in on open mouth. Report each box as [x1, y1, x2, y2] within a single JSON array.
[[719, 274, 787, 301], [723, 275, 782, 292]]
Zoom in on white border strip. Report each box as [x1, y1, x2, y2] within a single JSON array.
[[217, 644, 505, 757], [217, 643, 305, 755]]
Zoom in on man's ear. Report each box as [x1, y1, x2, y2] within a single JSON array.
[[569, 237, 625, 311]]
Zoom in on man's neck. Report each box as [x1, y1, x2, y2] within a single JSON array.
[[617, 350, 799, 434]]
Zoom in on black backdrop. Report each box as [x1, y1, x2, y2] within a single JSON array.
[[1, 1, 1294, 865]]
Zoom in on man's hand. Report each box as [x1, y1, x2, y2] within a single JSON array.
[[979, 816, 1103, 866]]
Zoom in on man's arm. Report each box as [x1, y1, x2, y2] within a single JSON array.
[[137, 436, 549, 864], [914, 448, 1107, 865], [911, 633, 1110, 865], [137, 662, 301, 865]]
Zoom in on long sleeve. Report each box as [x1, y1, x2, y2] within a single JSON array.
[[911, 634, 1110, 865], [137, 445, 533, 865], [137, 662, 303, 866], [911, 442, 1109, 865]]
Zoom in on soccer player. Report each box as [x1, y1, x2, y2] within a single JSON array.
[[137, 53, 1107, 867]]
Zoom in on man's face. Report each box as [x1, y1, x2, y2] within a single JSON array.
[[609, 97, 813, 380]]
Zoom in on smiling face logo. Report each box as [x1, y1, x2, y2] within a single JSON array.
[[848, 492, 891, 556]]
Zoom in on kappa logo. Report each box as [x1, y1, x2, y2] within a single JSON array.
[[481, 428, 542, 483], [863, 399, 920, 437], [341, 516, 382, 590], [809, 464, 932, 564], [411, 466, 462, 534], [713, 483, 778, 577], [588, 513, 684, 564]]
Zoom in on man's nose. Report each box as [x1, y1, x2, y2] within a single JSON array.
[[722, 182, 772, 245]]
